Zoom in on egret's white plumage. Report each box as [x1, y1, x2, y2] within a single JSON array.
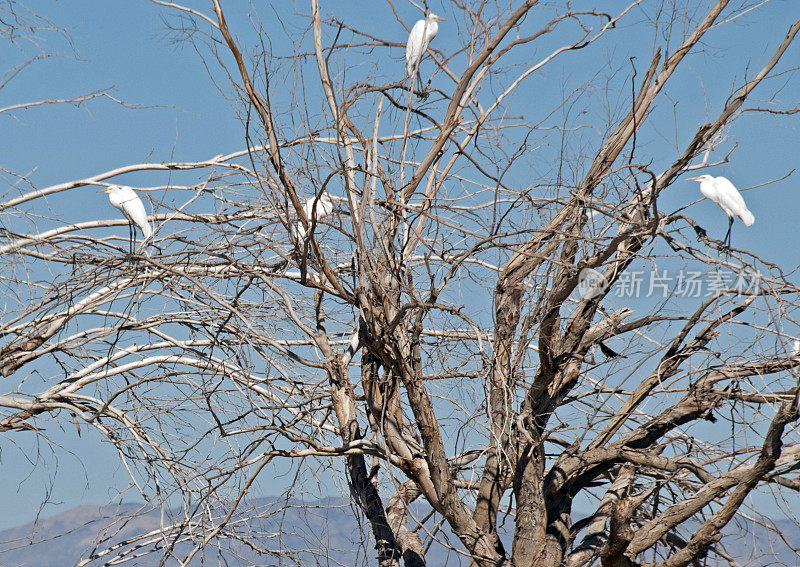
[[295, 191, 341, 239], [100, 185, 152, 241], [405, 13, 444, 80], [689, 174, 754, 246], [689, 175, 754, 226]]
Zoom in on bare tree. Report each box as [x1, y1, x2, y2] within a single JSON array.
[[2, 1, 800, 566]]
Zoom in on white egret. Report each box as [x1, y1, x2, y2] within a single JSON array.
[[688, 174, 754, 248], [405, 13, 445, 91], [294, 191, 343, 240], [99, 185, 152, 252]]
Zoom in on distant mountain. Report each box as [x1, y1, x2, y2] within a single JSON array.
[[712, 516, 800, 566], [0, 503, 162, 567], [0, 499, 798, 566], [0, 498, 458, 566]]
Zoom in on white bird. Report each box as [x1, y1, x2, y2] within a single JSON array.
[[99, 185, 152, 252], [688, 174, 754, 248], [294, 191, 343, 240], [405, 13, 445, 88]]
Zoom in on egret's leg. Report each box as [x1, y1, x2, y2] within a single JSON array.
[[417, 70, 429, 100], [406, 67, 418, 96], [128, 224, 135, 256], [137, 228, 149, 255], [723, 216, 733, 249]]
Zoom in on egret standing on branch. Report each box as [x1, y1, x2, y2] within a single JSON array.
[[689, 174, 754, 248], [405, 12, 444, 95], [99, 184, 153, 253], [294, 191, 343, 240]]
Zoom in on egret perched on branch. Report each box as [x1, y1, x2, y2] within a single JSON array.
[[688, 174, 754, 248], [99, 184, 152, 253], [405, 13, 445, 93], [294, 191, 343, 240]]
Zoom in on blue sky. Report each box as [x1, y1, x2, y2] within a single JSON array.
[[2, 1, 800, 532]]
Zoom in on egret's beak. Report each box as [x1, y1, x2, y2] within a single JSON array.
[[687, 176, 702, 181], [329, 195, 346, 203], [434, 15, 446, 21], [97, 188, 110, 193]]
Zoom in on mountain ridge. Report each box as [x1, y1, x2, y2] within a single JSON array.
[[1, 498, 798, 566]]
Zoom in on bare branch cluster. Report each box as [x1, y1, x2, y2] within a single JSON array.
[[2, 1, 800, 566]]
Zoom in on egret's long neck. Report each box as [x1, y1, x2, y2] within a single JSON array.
[[426, 18, 438, 36]]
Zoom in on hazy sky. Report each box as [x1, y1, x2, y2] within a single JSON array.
[[2, 1, 799, 531]]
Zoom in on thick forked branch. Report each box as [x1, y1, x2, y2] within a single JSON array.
[[397, 349, 506, 564], [494, 4, 737, 566], [386, 481, 426, 567], [535, 0, 733, 380]]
